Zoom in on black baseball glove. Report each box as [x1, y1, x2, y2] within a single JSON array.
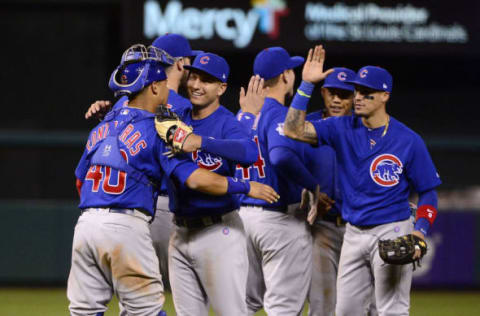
[[378, 234, 427, 268]]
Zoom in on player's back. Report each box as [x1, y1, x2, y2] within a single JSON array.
[[76, 107, 167, 214], [238, 98, 303, 208]]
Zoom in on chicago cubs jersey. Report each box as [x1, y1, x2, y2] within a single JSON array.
[[75, 107, 198, 215], [169, 106, 252, 217], [311, 115, 441, 225], [112, 90, 193, 195], [237, 97, 304, 208], [305, 111, 342, 216]]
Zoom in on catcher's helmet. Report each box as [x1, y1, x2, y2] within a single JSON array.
[[109, 44, 174, 97]]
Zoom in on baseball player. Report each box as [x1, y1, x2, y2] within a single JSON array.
[[283, 45, 441, 316], [69, 44, 278, 316], [304, 67, 377, 316], [164, 52, 262, 316], [236, 47, 334, 315], [85, 34, 200, 299]]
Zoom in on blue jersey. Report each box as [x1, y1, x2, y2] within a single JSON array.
[[236, 98, 306, 208], [169, 106, 252, 217], [75, 107, 198, 215], [305, 111, 342, 216], [311, 115, 441, 225], [112, 90, 192, 195]]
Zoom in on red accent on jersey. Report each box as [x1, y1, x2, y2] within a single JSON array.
[[236, 135, 265, 179], [119, 124, 134, 142], [236, 163, 251, 179], [102, 150, 128, 195], [416, 205, 438, 226], [252, 136, 266, 178], [192, 150, 222, 171], [124, 131, 141, 148], [85, 165, 103, 192], [370, 154, 403, 187], [129, 140, 147, 156], [76, 178, 83, 197]]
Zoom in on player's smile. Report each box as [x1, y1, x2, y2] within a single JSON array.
[[187, 70, 223, 107]]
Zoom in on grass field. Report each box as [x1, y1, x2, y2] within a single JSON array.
[[0, 288, 479, 315]]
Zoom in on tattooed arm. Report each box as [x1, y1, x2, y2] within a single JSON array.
[[283, 107, 318, 144], [284, 45, 333, 145]]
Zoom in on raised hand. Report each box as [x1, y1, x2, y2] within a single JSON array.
[[85, 100, 112, 120], [302, 45, 334, 84], [239, 75, 268, 116]]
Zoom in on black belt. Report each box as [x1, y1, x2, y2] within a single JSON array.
[[352, 223, 381, 230], [323, 214, 346, 227], [174, 211, 232, 229], [241, 204, 287, 213]]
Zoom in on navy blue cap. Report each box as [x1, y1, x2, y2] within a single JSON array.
[[184, 53, 230, 83], [253, 47, 304, 80], [348, 66, 393, 92], [151, 33, 202, 58], [322, 67, 356, 92]]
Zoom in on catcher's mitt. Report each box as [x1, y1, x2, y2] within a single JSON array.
[[378, 234, 427, 267], [155, 105, 193, 154]]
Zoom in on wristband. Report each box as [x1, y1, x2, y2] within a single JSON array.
[[291, 81, 315, 111], [415, 205, 437, 226], [414, 218, 430, 236], [227, 177, 251, 194]]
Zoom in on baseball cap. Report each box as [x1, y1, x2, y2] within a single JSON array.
[[322, 67, 356, 92], [151, 33, 203, 58], [184, 53, 230, 83], [253, 47, 304, 80], [347, 66, 393, 93]]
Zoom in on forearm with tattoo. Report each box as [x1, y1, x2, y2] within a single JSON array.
[[284, 107, 318, 144]]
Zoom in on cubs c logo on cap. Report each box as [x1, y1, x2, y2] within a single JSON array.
[[370, 154, 403, 187], [337, 71, 347, 81], [200, 56, 210, 64], [360, 69, 368, 78]]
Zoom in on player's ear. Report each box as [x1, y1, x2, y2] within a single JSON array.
[[176, 58, 184, 71], [281, 71, 289, 84], [381, 92, 390, 103], [217, 82, 227, 97]]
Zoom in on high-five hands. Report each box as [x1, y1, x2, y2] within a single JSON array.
[[302, 45, 334, 84]]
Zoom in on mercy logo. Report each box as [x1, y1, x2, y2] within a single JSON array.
[[251, 0, 289, 39], [144, 0, 288, 48]]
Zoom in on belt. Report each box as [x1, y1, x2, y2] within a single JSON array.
[[352, 223, 381, 230], [174, 211, 233, 229], [322, 213, 346, 227], [241, 204, 288, 213], [84, 207, 153, 222]]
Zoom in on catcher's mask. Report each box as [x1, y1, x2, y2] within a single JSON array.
[[109, 44, 175, 97]]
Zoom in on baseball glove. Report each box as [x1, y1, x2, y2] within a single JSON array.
[[154, 105, 193, 154], [378, 234, 427, 267]]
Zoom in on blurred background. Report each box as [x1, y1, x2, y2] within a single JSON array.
[[1, 0, 479, 314]]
